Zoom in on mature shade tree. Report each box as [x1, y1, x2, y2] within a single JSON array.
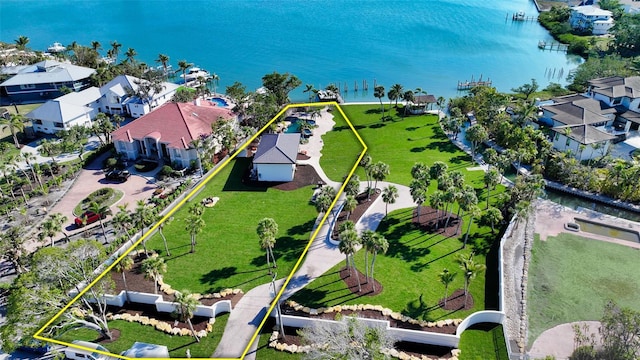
[[480, 207, 503, 234], [465, 124, 488, 158], [0, 226, 27, 274], [511, 78, 539, 101], [1, 114, 26, 149], [115, 255, 134, 303], [373, 85, 385, 118], [299, 315, 396, 360], [261, 71, 302, 107], [141, 255, 167, 294], [92, 113, 115, 145], [381, 185, 398, 215], [257, 217, 278, 270], [438, 268, 457, 307], [173, 290, 201, 342], [610, 13, 640, 56], [88, 201, 112, 244], [567, 55, 634, 92]]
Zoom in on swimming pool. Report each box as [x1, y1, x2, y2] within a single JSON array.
[[209, 97, 229, 107]]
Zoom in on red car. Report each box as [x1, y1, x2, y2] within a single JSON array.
[[74, 211, 105, 227]]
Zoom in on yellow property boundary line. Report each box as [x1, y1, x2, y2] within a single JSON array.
[[33, 102, 367, 360]]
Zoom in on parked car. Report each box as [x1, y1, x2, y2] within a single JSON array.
[[105, 169, 130, 182], [65, 341, 116, 360], [74, 211, 105, 227]]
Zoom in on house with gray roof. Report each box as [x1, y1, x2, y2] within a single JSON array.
[[26, 87, 101, 134], [0, 60, 95, 103], [587, 76, 640, 133], [100, 75, 179, 118], [252, 133, 301, 182], [541, 94, 617, 160]]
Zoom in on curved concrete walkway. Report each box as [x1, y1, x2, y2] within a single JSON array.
[[528, 321, 601, 360]]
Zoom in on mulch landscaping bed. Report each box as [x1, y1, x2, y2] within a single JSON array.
[[412, 206, 461, 238], [241, 164, 325, 191], [339, 267, 383, 296], [439, 289, 474, 311], [331, 190, 381, 240]]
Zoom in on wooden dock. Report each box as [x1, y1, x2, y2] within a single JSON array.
[[538, 40, 568, 52], [508, 12, 538, 22], [457, 75, 492, 90]]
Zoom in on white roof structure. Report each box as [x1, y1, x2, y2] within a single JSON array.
[[26, 100, 92, 123], [0, 60, 95, 86], [56, 86, 101, 106], [571, 5, 613, 17], [100, 75, 179, 102], [120, 342, 170, 358]]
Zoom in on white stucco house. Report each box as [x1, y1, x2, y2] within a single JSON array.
[[100, 75, 179, 118], [252, 133, 301, 182], [541, 94, 617, 161], [111, 102, 235, 169], [569, 5, 614, 35], [26, 86, 101, 134]]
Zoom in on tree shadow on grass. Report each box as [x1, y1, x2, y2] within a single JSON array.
[[286, 218, 315, 236], [410, 246, 462, 272], [222, 158, 268, 192], [333, 124, 367, 132], [426, 141, 459, 153], [250, 236, 306, 267], [403, 294, 440, 321]]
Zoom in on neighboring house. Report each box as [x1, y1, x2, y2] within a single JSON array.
[[111, 102, 235, 169], [252, 133, 301, 182], [26, 87, 101, 134], [99, 75, 179, 118], [569, 5, 614, 35], [541, 94, 617, 160], [0, 60, 95, 102], [587, 76, 640, 133]]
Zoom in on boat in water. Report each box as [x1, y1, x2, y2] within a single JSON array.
[[47, 42, 65, 53], [180, 67, 212, 82]]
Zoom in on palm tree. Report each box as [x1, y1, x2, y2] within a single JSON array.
[[343, 195, 357, 220], [173, 290, 201, 342], [381, 185, 398, 215], [360, 229, 376, 282], [370, 161, 390, 191], [39, 215, 64, 247], [465, 124, 488, 158], [186, 213, 205, 253], [438, 268, 457, 307], [303, 84, 316, 103], [436, 96, 446, 111], [401, 90, 415, 117], [338, 228, 361, 292], [134, 200, 154, 254], [141, 255, 167, 294], [14, 36, 29, 50], [455, 252, 486, 306], [429, 190, 445, 229], [177, 60, 192, 84], [110, 41, 122, 63], [38, 138, 58, 165], [155, 53, 170, 74], [88, 202, 112, 244], [373, 85, 385, 118], [409, 179, 427, 220], [257, 217, 278, 270], [91, 41, 102, 52], [390, 83, 404, 107], [463, 206, 480, 249], [483, 168, 500, 209], [369, 233, 388, 292], [112, 205, 132, 239], [480, 207, 503, 234], [1, 114, 26, 149], [157, 215, 173, 256], [115, 256, 134, 303], [124, 47, 137, 63]]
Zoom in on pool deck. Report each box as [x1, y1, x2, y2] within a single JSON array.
[[535, 199, 640, 249]]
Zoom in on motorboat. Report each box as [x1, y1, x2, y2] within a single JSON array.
[[180, 67, 212, 82], [47, 42, 66, 53]]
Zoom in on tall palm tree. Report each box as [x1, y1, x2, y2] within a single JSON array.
[[370, 161, 390, 191], [438, 268, 457, 307], [343, 195, 357, 220], [338, 228, 361, 292], [373, 85, 385, 118], [39, 215, 63, 247], [186, 213, 205, 253], [110, 40, 122, 63], [124, 47, 137, 64], [369, 233, 388, 292], [88, 201, 112, 244], [155, 53, 170, 74], [157, 215, 173, 256], [38, 138, 58, 165], [173, 290, 201, 342], [463, 206, 481, 249], [483, 168, 500, 209], [134, 200, 154, 254], [1, 114, 26, 149], [455, 253, 486, 306], [14, 36, 29, 50], [481, 207, 503, 234], [409, 179, 427, 220], [20, 152, 38, 191], [303, 84, 316, 103], [177, 60, 192, 84], [91, 41, 102, 52], [401, 90, 415, 117], [141, 255, 167, 294], [257, 217, 278, 270], [115, 256, 134, 303], [390, 83, 403, 107], [429, 190, 445, 229], [211, 73, 219, 95], [360, 229, 376, 282], [381, 185, 398, 215]]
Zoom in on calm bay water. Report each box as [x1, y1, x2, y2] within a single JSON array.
[[0, 0, 582, 101]]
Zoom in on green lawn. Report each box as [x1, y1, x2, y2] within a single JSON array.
[[56, 314, 229, 358], [291, 206, 501, 320], [527, 233, 640, 342], [143, 157, 319, 294], [319, 106, 366, 182], [458, 323, 509, 360], [322, 104, 482, 187]]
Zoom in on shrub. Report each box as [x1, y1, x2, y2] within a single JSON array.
[[160, 165, 173, 177]]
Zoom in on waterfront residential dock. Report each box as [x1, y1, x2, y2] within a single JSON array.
[[457, 75, 492, 90], [538, 40, 568, 52], [316, 89, 344, 103]]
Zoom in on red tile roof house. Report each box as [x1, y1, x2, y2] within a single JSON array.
[[111, 102, 236, 170]]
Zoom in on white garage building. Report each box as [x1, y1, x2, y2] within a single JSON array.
[[252, 133, 301, 182]]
